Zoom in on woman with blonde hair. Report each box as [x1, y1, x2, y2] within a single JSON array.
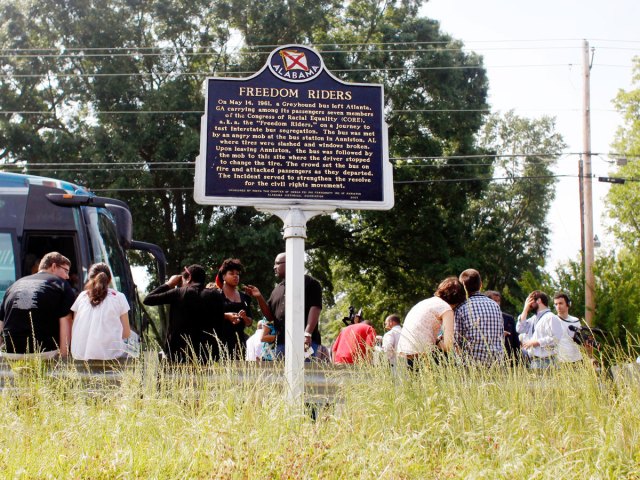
[[70, 263, 131, 360]]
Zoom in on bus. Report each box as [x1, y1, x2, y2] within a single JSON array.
[[0, 172, 168, 348]]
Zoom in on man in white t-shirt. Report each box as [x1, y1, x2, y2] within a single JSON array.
[[382, 314, 402, 366], [553, 292, 583, 363]]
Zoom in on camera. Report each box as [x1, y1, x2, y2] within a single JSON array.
[[342, 306, 363, 326], [342, 306, 355, 326], [568, 325, 602, 350]]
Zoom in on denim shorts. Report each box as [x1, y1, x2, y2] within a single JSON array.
[[529, 356, 556, 369]]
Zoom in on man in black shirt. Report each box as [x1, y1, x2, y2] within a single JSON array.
[[485, 290, 521, 364], [245, 252, 323, 358], [0, 252, 76, 357]]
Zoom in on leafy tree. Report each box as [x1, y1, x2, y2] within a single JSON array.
[[471, 111, 566, 294], [609, 58, 640, 249], [1, 0, 565, 331], [0, 0, 291, 289], [307, 2, 494, 321], [593, 251, 640, 348]]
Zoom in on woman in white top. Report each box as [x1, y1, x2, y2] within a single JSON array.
[[71, 263, 130, 360], [397, 276, 466, 362]]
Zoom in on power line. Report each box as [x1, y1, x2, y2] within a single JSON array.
[[1, 161, 190, 166], [0, 110, 203, 115], [395, 174, 575, 184], [0, 152, 617, 170], [0, 162, 547, 172], [6, 45, 638, 60], [84, 173, 578, 193], [4, 38, 639, 52], [0, 152, 575, 169], [0, 161, 569, 175], [0, 46, 565, 58], [0, 107, 621, 115], [0, 41, 577, 54], [0, 156, 627, 178], [0, 63, 591, 80], [0, 41, 584, 54]]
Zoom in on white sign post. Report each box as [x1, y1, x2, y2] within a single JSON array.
[[265, 208, 331, 405]]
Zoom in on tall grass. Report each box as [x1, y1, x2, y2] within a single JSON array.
[[0, 354, 638, 479]]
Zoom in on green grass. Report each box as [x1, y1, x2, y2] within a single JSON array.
[[0, 355, 639, 479]]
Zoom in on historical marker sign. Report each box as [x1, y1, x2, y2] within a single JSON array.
[[194, 44, 393, 210]]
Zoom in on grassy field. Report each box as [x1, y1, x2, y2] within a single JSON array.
[[0, 354, 639, 479]]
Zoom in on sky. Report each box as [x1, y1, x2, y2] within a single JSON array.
[[422, 0, 639, 269]]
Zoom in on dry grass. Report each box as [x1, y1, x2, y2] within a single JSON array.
[[0, 354, 638, 479]]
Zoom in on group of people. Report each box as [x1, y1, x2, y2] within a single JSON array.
[[330, 268, 585, 370], [144, 252, 324, 363], [516, 289, 583, 368], [0, 252, 584, 370], [0, 252, 132, 360], [0, 249, 324, 363]]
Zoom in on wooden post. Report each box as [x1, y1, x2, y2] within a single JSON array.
[[582, 39, 595, 326]]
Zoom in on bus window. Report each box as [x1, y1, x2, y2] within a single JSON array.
[[22, 233, 80, 292], [0, 232, 17, 300]]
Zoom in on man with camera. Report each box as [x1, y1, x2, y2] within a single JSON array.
[[552, 292, 583, 363]]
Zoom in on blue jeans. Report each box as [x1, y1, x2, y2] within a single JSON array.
[[275, 342, 320, 361]]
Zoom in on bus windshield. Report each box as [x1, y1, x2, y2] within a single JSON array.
[[85, 207, 133, 300]]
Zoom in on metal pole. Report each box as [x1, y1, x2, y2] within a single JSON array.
[[283, 208, 307, 406], [270, 207, 330, 408], [582, 39, 595, 326]]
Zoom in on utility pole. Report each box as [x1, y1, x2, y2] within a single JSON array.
[[582, 39, 595, 326], [578, 156, 585, 260]]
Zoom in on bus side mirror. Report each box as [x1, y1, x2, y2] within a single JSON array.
[[105, 204, 133, 249], [130, 240, 167, 284], [47, 193, 133, 249]]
